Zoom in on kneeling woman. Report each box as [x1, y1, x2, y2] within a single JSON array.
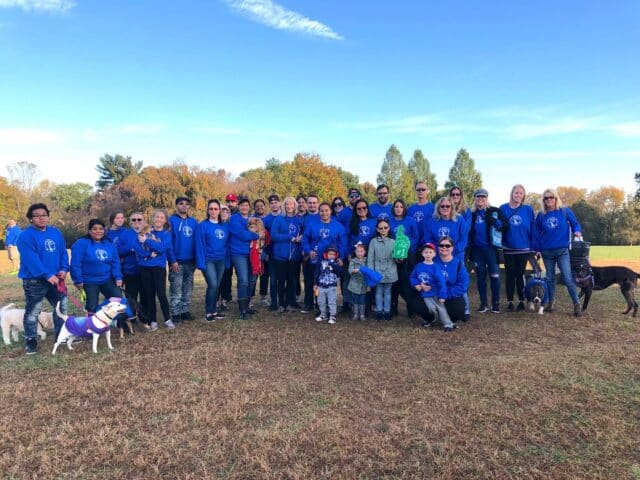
[[70, 219, 123, 315], [435, 235, 470, 323]]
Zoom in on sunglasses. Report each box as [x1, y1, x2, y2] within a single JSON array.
[[131, 218, 144, 222], [333, 203, 344, 207], [439, 205, 452, 209], [439, 243, 453, 248], [416, 188, 427, 192], [356, 206, 367, 211], [544, 196, 556, 200], [450, 192, 461, 197], [377, 226, 390, 230], [349, 194, 359, 198]]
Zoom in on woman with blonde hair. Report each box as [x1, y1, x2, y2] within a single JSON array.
[[534, 188, 583, 316]]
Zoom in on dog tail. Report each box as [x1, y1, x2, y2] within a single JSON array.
[[55, 301, 68, 321]]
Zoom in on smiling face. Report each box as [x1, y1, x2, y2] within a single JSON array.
[[207, 202, 220, 221], [153, 211, 167, 229], [319, 204, 331, 222], [450, 188, 462, 206], [355, 201, 368, 220], [307, 196, 319, 214], [438, 200, 453, 219], [253, 201, 266, 216], [112, 213, 125, 227], [89, 223, 105, 241], [284, 198, 296, 215], [238, 201, 250, 216], [376, 187, 389, 205], [415, 182, 429, 201], [297, 197, 307, 214], [474, 195, 487, 209], [511, 186, 525, 205], [393, 201, 405, 218]]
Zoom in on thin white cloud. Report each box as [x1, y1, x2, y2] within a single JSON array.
[[609, 122, 640, 137], [0, 128, 64, 145], [117, 124, 166, 135], [0, 0, 76, 12], [224, 0, 343, 40], [192, 125, 292, 138]]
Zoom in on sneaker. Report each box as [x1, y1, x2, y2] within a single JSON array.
[[375, 312, 384, 321], [260, 296, 270, 306], [277, 306, 285, 313], [574, 303, 583, 317], [462, 314, 471, 322], [285, 306, 298, 313], [477, 304, 489, 313], [219, 300, 228, 311], [516, 301, 525, 312], [421, 318, 436, 328], [443, 324, 458, 332], [150, 322, 159, 331], [165, 319, 176, 329], [315, 314, 326, 322], [491, 305, 500, 314], [301, 306, 313, 314], [384, 312, 392, 321], [213, 311, 225, 320], [205, 314, 216, 323], [507, 301, 514, 312], [25, 338, 38, 355], [328, 316, 336, 324]]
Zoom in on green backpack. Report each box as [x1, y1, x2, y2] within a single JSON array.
[[393, 225, 410, 260]]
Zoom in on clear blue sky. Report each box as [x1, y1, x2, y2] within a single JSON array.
[[1, 0, 638, 202]]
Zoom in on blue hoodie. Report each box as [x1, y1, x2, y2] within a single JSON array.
[[303, 218, 347, 262], [169, 214, 198, 262], [17, 226, 69, 280], [195, 219, 229, 270], [5, 225, 22, 247], [499, 203, 535, 252], [422, 217, 468, 255], [389, 216, 420, 253], [337, 207, 353, 230], [106, 227, 126, 249], [70, 237, 122, 285], [534, 207, 582, 251], [410, 262, 448, 299], [435, 256, 469, 299], [116, 228, 140, 276], [348, 218, 377, 252], [369, 203, 392, 222], [134, 229, 175, 268], [228, 213, 259, 256], [270, 214, 303, 261], [407, 202, 435, 227]]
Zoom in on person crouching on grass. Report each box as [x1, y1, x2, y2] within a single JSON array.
[[314, 245, 343, 324], [410, 243, 457, 332], [347, 242, 368, 321]]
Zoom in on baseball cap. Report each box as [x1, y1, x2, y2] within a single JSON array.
[[225, 194, 238, 202]]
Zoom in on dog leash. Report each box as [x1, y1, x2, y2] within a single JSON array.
[[57, 278, 85, 310]]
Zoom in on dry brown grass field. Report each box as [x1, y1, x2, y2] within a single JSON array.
[[0, 252, 638, 479]]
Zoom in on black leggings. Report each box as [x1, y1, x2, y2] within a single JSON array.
[[139, 266, 171, 323], [273, 259, 301, 308], [504, 253, 530, 302]]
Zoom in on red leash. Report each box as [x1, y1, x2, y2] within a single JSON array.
[[57, 278, 85, 310]]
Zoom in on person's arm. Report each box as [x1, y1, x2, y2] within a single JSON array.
[[565, 208, 582, 237], [70, 240, 85, 285]]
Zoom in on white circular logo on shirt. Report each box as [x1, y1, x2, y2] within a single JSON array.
[[377, 212, 390, 221], [418, 272, 430, 284], [546, 217, 559, 229], [44, 239, 56, 253], [510, 215, 522, 226], [95, 248, 108, 261], [476, 215, 485, 225], [214, 228, 225, 239], [360, 225, 370, 236], [438, 226, 450, 238], [288, 223, 298, 235], [183, 226, 193, 237], [414, 211, 424, 222], [319, 228, 330, 239]]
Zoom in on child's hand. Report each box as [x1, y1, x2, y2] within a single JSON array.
[[352, 268, 359, 274], [439, 298, 446, 303]]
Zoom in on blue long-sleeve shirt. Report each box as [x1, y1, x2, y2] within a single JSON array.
[[348, 218, 377, 253], [303, 218, 347, 262], [17, 226, 69, 280], [534, 208, 582, 251], [5, 225, 22, 247], [422, 217, 468, 256], [369, 203, 393, 221], [407, 202, 435, 226], [116, 228, 139, 276], [270, 214, 303, 261], [134, 229, 175, 268], [499, 203, 535, 252], [410, 262, 448, 299], [228, 213, 259, 256], [389, 216, 420, 253], [435, 256, 469, 299], [70, 237, 122, 285], [195, 220, 229, 269], [337, 207, 353, 230], [169, 214, 197, 262]]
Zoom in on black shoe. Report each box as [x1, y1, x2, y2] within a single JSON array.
[[462, 314, 471, 322], [477, 304, 489, 313], [491, 304, 501, 314], [421, 318, 436, 328], [443, 324, 458, 332], [375, 312, 384, 321], [206, 314, 216, 323], [516, 301, 525, 312], [182, 312, 194, 321], [213, 311, 225, 319], [507, 301, 514, 312], [384, 312, 392, 321], [246, 307, 257, 315], [25, 338, 38, 355]]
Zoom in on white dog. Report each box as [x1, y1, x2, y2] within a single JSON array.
[[1, 303, 54, 345], [53, 299, 127, 355]]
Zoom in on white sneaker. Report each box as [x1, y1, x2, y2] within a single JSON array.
[[260, 296, 270, 306], [150, 322, 159, 331], [315, 315, 326, 322], [165, 319, 176, 330], [328, 316, 336, 324]]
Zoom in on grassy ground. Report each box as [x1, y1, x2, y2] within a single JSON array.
[[0, 262, 638, 479]]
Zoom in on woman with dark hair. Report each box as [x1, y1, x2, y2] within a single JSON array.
[[435, 235, 470, 323], [331, 196, 347, 223], [196, 199, 229, 322], [70, 218, 123, 315], [500, 184, 535, 312], [107, 211, 127, 247], [449, 186, 471, 227], [349, 199, 377, 248], [389, 199, 419, 316], [534, 188, 583, 316]]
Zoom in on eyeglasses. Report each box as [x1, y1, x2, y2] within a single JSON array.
[[377, 226, 389, 230], [416, 188, 427, 192], [544, 196, 556, 200], [450, 192, 461, 197], [439, 205, 452, 209], [377, 192, 389, 196], [31, 214, 49, 218], [439, 244, 452, 248], [131, 218, 144, 222], [208, 207, 219, 211], [356, 206, 367, 211]]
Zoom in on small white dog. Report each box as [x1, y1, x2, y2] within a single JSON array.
[[1, 303, 54, 346], [53, 299, 127, 355]]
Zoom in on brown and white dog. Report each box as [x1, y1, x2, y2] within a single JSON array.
[[1, 304, 53, 345], [247, 217, 266, 252], [52, 299, 127, 354]]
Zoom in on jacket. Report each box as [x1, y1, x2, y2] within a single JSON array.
[[366, 236, 397, 283]]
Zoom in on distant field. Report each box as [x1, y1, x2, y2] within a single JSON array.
[[590, 246, 640, 270]]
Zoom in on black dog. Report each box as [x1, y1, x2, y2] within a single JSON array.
[[574, 263, 639, 317]]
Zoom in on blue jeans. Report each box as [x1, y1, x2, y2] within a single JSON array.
[[169, 261, 196, 316], [22, 278, 67, 342], [231, 255, 257, 300], [375, 283, 392, 313], [472, 246, 500, 307], [542, 248, 579, 304], [83, 280, 123, 314], [203, 260, 226, 314]]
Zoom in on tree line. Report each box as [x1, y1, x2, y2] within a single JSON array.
[[2, 149, 640, 246]]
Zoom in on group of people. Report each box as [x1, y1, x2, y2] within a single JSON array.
[[12, 181, 584, 355]]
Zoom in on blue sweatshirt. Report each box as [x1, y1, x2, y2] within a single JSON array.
[[369, 203, 393, 222], [116, 228, 139, 276], [337, 207, 353, 230], [134, 229, 175, 268], [195, 220, 229, 270], [106, 227, 126, 249], [499, 203, 535, 252], [422, 217, 468, 256], [349, 218, 377, 252], [534, 208, 582, 251], [410, 262, 448, 299], [303, 218, 347, 262], [407, 202, 435, 226], [169, 214, 197, 262], [435, 256, 469, 299], [5, 225, 22, 247], [228, 213, 259, 256], [17, 226, 69, 280], [389, 216, 420, 253], [70, 237, 122, 285], [469, 207, 506, 249], [270, 214, 303, 261]]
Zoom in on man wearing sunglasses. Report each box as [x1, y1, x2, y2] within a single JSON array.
[[408, 181, 435, 244]]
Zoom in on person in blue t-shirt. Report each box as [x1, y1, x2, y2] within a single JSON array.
[[499, 184, 535, 313], [17, 203, 69, 355]]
